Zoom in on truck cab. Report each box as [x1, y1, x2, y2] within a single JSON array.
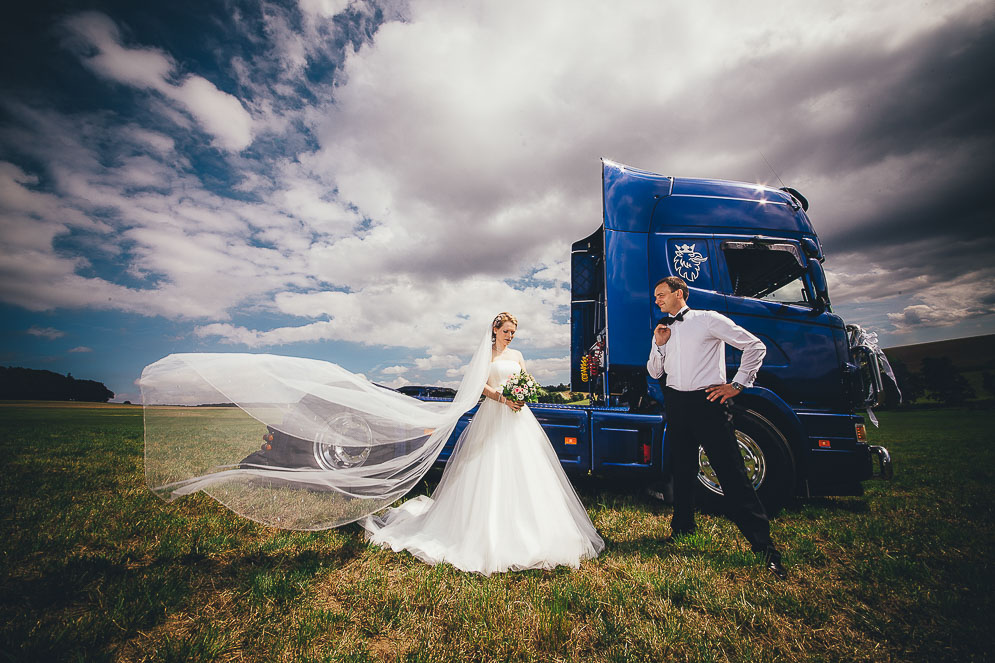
[[437, 161, 892, 512], [567, 160, 891, 507]]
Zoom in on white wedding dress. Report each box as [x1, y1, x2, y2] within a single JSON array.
[[361, 358, 605, 575], [140, 318, 605, 566]]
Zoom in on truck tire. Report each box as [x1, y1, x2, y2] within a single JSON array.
[[695, 407, 794, 515]]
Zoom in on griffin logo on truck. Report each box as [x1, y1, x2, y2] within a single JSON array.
[[673, 243, 708, 281]]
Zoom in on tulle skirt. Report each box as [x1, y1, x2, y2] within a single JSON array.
[[361, 399, 604, 575]]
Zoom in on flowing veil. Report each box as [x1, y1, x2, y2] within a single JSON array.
[[141, 323, 494, 530]]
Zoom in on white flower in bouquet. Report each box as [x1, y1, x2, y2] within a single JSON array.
[[501, 370, 545, 410]]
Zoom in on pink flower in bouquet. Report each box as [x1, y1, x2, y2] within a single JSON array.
[[501, 369, 545, 411]]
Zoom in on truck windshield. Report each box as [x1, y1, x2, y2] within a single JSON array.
[[722, 241, 810, 302]]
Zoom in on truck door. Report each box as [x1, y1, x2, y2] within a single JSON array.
[[647, 233, 727, 315], [711, 237, 843, 408]]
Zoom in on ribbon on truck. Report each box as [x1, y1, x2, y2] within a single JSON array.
[[847, 325, 901, 427]]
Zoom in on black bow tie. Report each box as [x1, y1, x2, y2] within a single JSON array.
[[659, 310, 686, 326]]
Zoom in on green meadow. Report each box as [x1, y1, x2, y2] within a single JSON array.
[[1, 402, 992, 662]]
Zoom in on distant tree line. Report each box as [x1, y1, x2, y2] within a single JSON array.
[[887, 356, 989, 408], [0, 366, 114, 402], [538, 384, 587, 404]]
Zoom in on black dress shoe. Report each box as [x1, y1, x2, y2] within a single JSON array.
[[764, 557, 787, 581]]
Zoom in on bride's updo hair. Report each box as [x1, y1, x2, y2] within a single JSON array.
[[492, 312, 518, 340]]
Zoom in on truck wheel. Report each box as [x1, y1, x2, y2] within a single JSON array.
[[695, 408, 794, 515]]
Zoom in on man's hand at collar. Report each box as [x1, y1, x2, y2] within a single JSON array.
[[653, 324, 671, 346]]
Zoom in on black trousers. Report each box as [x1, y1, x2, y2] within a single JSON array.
[[664, 387, 778, 558]]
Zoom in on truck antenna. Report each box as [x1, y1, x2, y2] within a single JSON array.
[[759, 151, 786, 189]]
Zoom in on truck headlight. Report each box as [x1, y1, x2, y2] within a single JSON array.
[[313, 412, 374, 469]]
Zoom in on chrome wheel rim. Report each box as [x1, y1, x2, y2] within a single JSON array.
[[313, 412, 373, 470], [698, 431, 767, 495]]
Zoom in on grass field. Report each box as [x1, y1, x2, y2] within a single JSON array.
[[1, 402, 993, 662]]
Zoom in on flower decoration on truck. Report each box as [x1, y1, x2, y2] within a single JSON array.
[[579, 339, 604, 383]]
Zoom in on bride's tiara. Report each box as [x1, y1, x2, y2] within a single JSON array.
[[492, 312, 517, 328]]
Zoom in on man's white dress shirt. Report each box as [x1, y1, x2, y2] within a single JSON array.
[[646, 307, 766, 392]]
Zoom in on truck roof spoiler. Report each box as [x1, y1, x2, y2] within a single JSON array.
[[779, 186, 809, 211]]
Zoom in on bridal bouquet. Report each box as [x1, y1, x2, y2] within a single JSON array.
[[501, 370, 544, 407]]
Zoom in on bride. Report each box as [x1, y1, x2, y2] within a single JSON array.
[[141, 312, 603, 573], [361, 312, 604, 574]]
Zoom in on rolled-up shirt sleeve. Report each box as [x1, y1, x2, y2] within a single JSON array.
[[707, 314, 765, 387], [647, 340, 666, 379]]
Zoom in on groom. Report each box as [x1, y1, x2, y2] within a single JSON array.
[[647, 276, 786, 580]]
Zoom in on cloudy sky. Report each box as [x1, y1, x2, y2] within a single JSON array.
[[1, 0, 992, 402]]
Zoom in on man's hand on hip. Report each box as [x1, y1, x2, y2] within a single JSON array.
[[705, 383, 741, 404]]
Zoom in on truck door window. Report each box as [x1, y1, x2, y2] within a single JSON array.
[[759, 276, 810, 305], [721, 241, 810, 303]]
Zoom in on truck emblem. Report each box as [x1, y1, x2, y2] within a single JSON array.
[[673, 243, 708, 281]]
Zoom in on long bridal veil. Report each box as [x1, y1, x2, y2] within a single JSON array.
[[141, 324, 493, 530]]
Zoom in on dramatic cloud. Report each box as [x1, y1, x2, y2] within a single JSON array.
[[1, 0, 993, 395], [62, 11, 254, 151], [195, 277, 569, 357], [310, 0, 995, 343], [884, 268, 995, 333]]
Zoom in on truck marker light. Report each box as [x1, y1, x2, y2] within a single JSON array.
[[641, 442, 652, 464], [818, 439, 831, 448], [855, 424, 867, 441], [564, 437, 577, 445]]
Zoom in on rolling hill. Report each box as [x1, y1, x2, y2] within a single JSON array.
[[883, 334, 995, 372]]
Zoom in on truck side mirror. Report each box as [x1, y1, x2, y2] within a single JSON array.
[[800, 237, 821, 259], [809, 259, 830, 312]]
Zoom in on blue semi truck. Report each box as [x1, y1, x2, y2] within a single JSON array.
[[436, 160, 893, 511], [247, 160, 893, 512]]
